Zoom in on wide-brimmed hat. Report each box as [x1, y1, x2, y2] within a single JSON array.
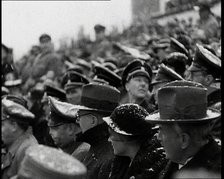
[[103, 103, 156, 136], [188, 44, 221, 78], [146, 81, 220, 124], [74, 83, 120, 114], [122, 59, 152, 87], [17, 145, 86, 179]]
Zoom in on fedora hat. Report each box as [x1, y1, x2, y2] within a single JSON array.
[[103, 103, 155, 136], [75, 83, 120, 114], [146, 81, 220, 124], [17, 145, 86, 179]]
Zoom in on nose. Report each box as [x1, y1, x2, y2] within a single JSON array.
[[157, 131, 162, 141], [108, 136, 112, 143]]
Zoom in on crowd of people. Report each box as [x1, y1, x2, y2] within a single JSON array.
[[2, 1, 221, 179]]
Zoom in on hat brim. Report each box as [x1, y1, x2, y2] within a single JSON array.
[[146, 108, 220, 124], [102, 116, 133, 135]]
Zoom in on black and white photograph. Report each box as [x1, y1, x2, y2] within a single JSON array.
[[2, 0, 221, 178]]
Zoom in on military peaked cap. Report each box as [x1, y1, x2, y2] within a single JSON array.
[[2, 98, 35, 124], [17, 145, 87, 179], [188, 44, 221, 78], [170, 37, 189, 57], [48, 97, 79, 127], [93, 63, 121, 88], [151, 64, 184, 86], [122, 59, 153, 86]]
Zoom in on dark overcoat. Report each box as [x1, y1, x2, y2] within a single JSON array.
[[78, 123, 114, 179], [160, 138, 221, 179], [108, 136, 168, 179]]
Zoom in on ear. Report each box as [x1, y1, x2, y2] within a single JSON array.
[[10, 121, 18, 132], [125, 82, 130, 92], [90, 114, 98, 127], [204, 74, 214, 86], [67, 124, 81, 136], [180, 133, 190, 149]]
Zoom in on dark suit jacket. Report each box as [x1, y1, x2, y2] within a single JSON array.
[[160, 139, 221, 179]]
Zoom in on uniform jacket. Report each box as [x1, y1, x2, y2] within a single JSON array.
[[78, 123, 114, 179], [108, 136, 168, 179], [31, 50, 64, 80], [1, 131, 38, 179], [160, 138, 221, 179]]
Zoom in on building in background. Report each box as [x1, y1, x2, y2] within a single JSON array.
[[131, 0, 221, 25]]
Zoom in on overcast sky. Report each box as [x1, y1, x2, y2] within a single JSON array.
[[2, 0, 132, 60]]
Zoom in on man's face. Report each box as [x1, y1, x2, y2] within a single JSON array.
[[186, 70, 206, 86], [40, 41, 53, 52], [1, 120, 15, 147], [66, 87, 82, 105], [126, 76, 149, 99], [49, 123, 80, 148], [157, 124, 182, 163]]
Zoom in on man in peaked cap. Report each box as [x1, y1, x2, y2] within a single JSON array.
[[15, 145, 87, 179], [76, 59, 92, 77], [150, 63, 184, 108], [121, 59, 155, 113], [146, 81, 221, 179], [1, 98, 38, 179], [162, 52, 188, 78], [92, 63, 122, 89], [169, 37, 189, 58], [47, 97, 90, 162], [187, 44, 221, 140], [45, 84, 66, 102], [62, 71, 90, 105], [75, 83, 120, 179], [195, 0, 219, 40], [187, 44, 221, 107]]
